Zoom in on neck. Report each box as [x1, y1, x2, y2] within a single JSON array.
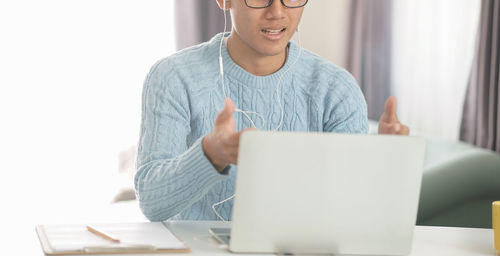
[[226, 33, 287, 76]]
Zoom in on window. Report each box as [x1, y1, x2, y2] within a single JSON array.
[[0, 0, 175, 224], [391, 0, 481, 140]]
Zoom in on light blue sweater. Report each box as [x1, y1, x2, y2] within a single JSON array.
[[135, 33, 368, 221]]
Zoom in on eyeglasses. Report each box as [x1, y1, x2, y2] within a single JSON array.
[[244, 0, 308, 9]]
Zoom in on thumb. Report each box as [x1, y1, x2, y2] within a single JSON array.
[[227, 127, 257, 142], [215, 98, 235, 126], [381, 96, 398, 123]]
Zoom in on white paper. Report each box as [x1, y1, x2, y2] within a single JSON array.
[[43, 222, 186, 252]]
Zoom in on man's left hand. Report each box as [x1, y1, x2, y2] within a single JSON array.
[[378, 96, 410, 135]]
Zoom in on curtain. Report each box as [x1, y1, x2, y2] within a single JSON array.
[[346, 0, 393, 120], [391, 0, 480, 140], [460, 0, 500, 153], [175, 0, 230, 50]]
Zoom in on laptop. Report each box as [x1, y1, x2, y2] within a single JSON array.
[[210, 131, 426, 255]]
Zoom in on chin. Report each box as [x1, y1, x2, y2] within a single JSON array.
[[266, 50, 286, 57], [258, 43, 289, 57]]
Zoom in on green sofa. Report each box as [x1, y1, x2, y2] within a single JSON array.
[[369, 121, 500, 228]]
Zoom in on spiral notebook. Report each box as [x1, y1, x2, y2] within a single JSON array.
[[36, 222, 190, 255]]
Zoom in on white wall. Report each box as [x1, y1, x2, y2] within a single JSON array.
[[299, 0, 351, 68]]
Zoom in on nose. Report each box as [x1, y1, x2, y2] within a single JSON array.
[[265, 0, 285, 20]]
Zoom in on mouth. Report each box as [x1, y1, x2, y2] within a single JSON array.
[[261, 27, 287, 35], [260, 27, 287, 41]]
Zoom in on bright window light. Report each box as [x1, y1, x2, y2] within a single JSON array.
[[0, 0, 175, 234], [391, 0, 480, 140]]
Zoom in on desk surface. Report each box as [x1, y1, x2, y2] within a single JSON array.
[[163, 221, 497, 256], [29, 220, 497, 256], [33, 221, 498, 256], [27, 201, 498, 256]]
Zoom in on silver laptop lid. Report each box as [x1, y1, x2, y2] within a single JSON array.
[[230, 131, 426, 255]]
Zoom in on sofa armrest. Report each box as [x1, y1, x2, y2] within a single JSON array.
[[417, 146, 500, 222]]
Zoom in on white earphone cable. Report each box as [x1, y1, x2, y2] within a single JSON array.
[[219, 2, 265, 129], [212, 194, 234, 223], [213, 1, 303, 222]]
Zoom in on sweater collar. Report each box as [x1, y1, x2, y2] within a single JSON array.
[[212, 32, 300, 89]]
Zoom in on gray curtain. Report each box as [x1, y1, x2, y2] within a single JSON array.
[[460, 0, 500, 154], [175, 0, 231, 50], [346, 0, 393, 120]]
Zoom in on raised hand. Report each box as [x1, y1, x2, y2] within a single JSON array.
[[202, 98, 255, 172], [378, 96, 410, 135]]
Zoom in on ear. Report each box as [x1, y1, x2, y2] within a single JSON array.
[[216, 0, 231, 10]]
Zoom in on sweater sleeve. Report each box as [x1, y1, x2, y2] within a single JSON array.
[[134, 59, 227, 222], [323, 69, 369, 134]]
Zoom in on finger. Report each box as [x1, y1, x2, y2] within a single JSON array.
[[382, 96, 398, 123], [229, 151, 239, 165], [215, 98, 235, 127], [224, 98, 235, 116], [231, 127, 257, 140], [393, 123, 401, 133], [226, 127, 257, 163], [229, 128, 257, 163], [379, 122, 400, 134], [241, 127, 258, 133], [223, 127, 255, 147], [233, 151, 239, 165], [226, 130, 243, 145], [399, 124, 410, 135]]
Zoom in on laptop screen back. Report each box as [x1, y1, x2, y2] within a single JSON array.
[[229, 131, 426, 255]]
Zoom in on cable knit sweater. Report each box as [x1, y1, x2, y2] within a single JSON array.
[[134, 33, 368, 221]]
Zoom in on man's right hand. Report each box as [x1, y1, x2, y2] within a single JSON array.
[[202, 98, 255, 172]]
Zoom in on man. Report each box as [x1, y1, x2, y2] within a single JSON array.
[[135, 0, 409, 222]]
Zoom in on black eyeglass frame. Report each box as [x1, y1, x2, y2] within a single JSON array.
[[243, 0, 309, 9]]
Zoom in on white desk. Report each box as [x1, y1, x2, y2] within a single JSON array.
[[162, 221, 497, 256], [28, 202, 498, 255], [32, 221, 497, 256]]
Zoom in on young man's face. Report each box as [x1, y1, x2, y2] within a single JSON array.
[[224, 0, 305, 57]]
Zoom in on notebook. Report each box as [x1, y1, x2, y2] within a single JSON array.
[[36, 222, 190, 255]]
